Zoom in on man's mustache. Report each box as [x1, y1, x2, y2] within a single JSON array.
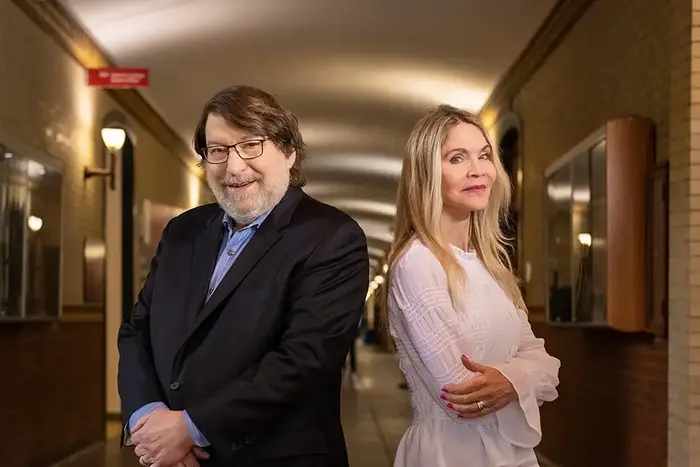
[[219, 175, 260, 187]]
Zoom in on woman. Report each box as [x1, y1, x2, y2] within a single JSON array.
[[386, 105, 560, 467]]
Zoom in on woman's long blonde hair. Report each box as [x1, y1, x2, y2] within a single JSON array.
[[387, 104, 526, 312]]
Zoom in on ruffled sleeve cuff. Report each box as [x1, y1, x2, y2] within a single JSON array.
[[491, 361, 542, 448]]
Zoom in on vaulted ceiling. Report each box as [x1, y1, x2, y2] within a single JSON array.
[[60, 0, 556, 274]]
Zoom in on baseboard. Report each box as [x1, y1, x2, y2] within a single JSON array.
[[50, 441, 107, 467], [536, 452, 560, 467]]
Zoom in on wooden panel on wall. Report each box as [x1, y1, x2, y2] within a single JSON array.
[[605, 116, 654, 332]]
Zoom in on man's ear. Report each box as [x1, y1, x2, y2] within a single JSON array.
[[286, 149, 297, 169]]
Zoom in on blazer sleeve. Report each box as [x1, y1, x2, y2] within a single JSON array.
[[117, 219, 173, 440], [185, 220, 369, 458]]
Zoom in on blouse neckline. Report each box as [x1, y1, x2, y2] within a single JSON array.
[[451, 245, 477, 260]]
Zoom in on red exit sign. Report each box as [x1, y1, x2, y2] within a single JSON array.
[[87, 68, 149, 88]]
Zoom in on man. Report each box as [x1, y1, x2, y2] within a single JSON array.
[[118, 85, 370, 467]]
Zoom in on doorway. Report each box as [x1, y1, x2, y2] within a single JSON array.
[[105, 131, 135, 419]]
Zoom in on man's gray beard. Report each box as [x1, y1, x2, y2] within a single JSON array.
[[208, 178, 289, 226]]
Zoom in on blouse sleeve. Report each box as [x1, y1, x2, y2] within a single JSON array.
[[388, 248, 477, 418], [491, 310, 561, 447]]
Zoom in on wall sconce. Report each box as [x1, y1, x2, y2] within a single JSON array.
[[84, 120, 127, 190], [27, 215, 43, 232], [578, 233, 592, 247]]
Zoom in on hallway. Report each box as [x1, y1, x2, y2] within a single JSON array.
[[3, 1, 696, 466], [53, 345, 413, 467]]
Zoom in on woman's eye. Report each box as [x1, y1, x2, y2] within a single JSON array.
[[450, 155, 464, 164], [479, 153, 490, 160]]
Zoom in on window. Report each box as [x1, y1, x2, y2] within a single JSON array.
[[0, 143, 63, 320], [543, 117, 654, 332], [544, 142, 607, 325]]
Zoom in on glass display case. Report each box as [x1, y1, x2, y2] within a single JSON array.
[[0, 142, 63, 321], [543, 117, 653, 332]]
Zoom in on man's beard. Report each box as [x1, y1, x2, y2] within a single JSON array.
[[207, 171, 289, 225]]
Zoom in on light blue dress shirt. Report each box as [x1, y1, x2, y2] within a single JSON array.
[[128, 210, 270, 447]]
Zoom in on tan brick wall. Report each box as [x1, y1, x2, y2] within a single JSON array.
[[482, 0, 679, 465], [505, 0, 670, 308], [0, 1, 210, 464], [670, 1, 700, 465], [0, 0, 210, 307]]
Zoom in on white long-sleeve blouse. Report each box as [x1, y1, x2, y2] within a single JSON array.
[[388, 240, 560, 467]]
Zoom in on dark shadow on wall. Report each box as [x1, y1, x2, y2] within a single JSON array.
[[499, 127, 520, 272], [121, 136, 135, 323]]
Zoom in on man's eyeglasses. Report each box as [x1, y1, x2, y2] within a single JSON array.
[[201, 138, 268, 164]]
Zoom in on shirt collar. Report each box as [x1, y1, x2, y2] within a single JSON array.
[[222, 210, 271, 234]]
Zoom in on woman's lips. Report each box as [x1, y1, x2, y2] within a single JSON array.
[[463, 184, 486, 193]]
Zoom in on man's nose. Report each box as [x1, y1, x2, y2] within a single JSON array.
[[226, 150, 248, 173]]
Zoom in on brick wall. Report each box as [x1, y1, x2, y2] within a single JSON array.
[[482, 0, 674, 465], [0, 319, 104, 467], [533, 320, 667, 467], [509, 0, 671, 309], [668, 0, 700, 465], [0, 1, 210, 465]]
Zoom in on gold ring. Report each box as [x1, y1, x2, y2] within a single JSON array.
[[476, 400, 485, 412]]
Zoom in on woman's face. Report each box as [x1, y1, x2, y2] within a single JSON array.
[[440, 122, 498, 216]]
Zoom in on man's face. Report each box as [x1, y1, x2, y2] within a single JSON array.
[[204, 114, 295, 225]]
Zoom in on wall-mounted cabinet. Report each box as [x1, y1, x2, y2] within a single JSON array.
[[544, 116, 653, 332]]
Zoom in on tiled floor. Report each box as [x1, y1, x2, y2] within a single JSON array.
[[53, 344, 412, 467]]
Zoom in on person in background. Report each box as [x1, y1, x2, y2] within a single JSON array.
[[386, 104, 560, 467], [118, 85, 369, 467]]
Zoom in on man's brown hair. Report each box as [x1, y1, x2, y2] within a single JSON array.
[[193, 85, 307, 187]]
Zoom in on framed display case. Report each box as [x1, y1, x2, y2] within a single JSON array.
[[543, 116, 653, 332], [0, 142, 63, 321]]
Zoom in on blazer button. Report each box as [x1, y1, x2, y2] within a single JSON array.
[[169, 381, 180, 391]]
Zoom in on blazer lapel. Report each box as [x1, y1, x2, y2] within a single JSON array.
[[186, 186, 305, 338], [185, 212, 225, 329]]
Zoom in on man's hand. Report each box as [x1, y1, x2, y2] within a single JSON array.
[[131, 408, 196, 466], [175, 450, 206, 467], [440, 355, 517, 419]]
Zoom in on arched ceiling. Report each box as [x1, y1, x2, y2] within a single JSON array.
[[60, 0, 556, 275]]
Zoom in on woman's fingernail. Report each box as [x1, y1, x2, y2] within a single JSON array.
[[457, 413, 463, 418], [447, 403, 453, 409], [440, 393, 446, 400], [441, 387, 446, 392]]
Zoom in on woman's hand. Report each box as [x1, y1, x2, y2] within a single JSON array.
[[440, 355, 517, 418]]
